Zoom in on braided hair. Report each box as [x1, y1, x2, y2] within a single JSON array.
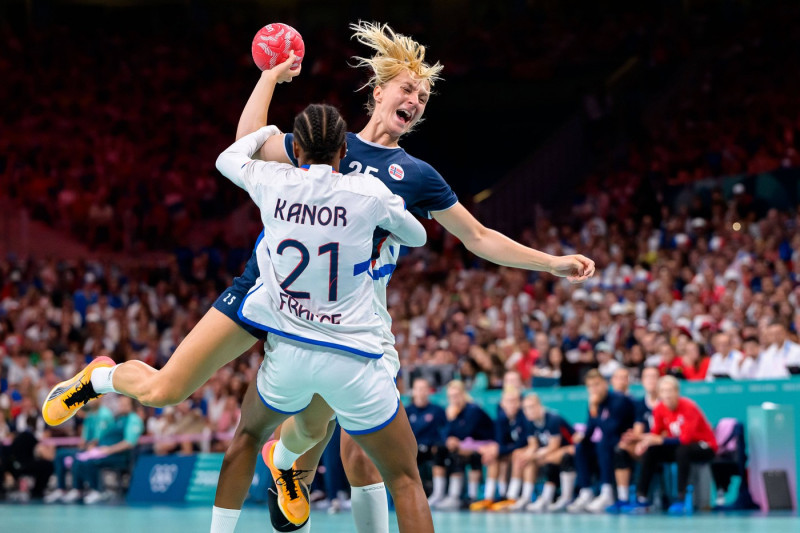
[[292, 104, 348, 164]]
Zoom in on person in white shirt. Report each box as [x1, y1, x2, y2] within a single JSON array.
[[736, 337, 764, 380], [755, 324, 792, 379], [596, 342, 622, 380], [706, 333, 743, 380], [764, 322, 800, 369], [213, 104, 432, 533]]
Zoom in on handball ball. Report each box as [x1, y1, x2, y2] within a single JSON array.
[[252, 23, 305, 71]]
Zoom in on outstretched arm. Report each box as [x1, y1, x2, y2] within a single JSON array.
[[236, 52, 300, 162], [432, 203, 595, 283]]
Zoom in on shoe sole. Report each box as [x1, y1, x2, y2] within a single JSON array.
[[262, 440, 310, 526], [42, 356, 115, 426]]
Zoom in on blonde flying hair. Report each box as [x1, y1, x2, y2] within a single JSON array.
[[350, 21, 444, 115]]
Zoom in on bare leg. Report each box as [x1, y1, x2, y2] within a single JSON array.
[[341, 430, 383, 487], [113, 308, 257, 406], [350, 407, 434, 533], [214, 380, 287, 509], [294, 419, 337, 483], [278, 395, 334, 456]]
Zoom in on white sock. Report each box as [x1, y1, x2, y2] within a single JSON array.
[[484, 478, 497, 501], [539, 483, 556, 503], [600, 483, 614, 500], [520, 482, 534, 503], [90, 366, 118, 394], [273, 440, 302, 470], [579, 488, 594, 500], [618, 485, 629, 502], [560, 472, 576, 500], [274, 518, 310, 533], [351, 483, 388, 533], [447, 476, 463, 499], [210, 506, 240, 533], [431, 476, 446, 499], [498, 480, 508, 498], [468, 480, 479, 500], [506, 478, 522, 500]]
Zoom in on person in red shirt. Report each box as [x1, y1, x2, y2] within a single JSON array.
[[621, 375, 717, 514], [676, 342, 710, 381]]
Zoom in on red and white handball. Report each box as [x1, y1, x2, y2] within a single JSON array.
[[251, 23, 305, 71]]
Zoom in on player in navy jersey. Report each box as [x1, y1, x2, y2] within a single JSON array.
[[405, 378, 447, 470], [567, 370, 636, 513], [469, 387, 527, 511], [616, 366, 660, 510], [492, 394, 575, 512], [230, 21, 593, 531], [46, 22, 596, 533]]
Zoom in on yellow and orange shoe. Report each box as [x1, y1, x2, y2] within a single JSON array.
[[42, 356, 115, 426], [261, 440, 311, 526], [469, 499, 495, 512], [489, 499, 517, 512]]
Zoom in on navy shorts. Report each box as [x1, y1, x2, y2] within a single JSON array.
[[212, 250, 268, 340]]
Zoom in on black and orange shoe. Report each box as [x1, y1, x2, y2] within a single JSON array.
[[42, 356, 115, 426], [262, 440, 311, 526]]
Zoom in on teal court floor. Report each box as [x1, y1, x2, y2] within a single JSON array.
[[1, 504, 799, 533]]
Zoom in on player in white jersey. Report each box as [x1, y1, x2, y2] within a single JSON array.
[[215, 103, 433, 533]]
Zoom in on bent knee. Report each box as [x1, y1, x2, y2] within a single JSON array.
[[138, 381, 189, 407]]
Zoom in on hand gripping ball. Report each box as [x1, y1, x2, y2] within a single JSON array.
[[251, 23, 305, 71]]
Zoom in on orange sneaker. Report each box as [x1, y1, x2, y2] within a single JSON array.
[[469, 499, 495, 512], [489, 499, 518, 512], [261, 440, 311, 526], [42, 356, 115, 426]]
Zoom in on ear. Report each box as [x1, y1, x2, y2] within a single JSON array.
[[373, 84, 383, 105], [339, 141, 347, 160], [292, 140, 301, 161]]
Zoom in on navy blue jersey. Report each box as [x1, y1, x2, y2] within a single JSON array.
[[634, 396, 656, 433], [442, 403, 495, 442], [584, 391, 635, 443], [526, 411, 573, 448], [285, 132, 458, 258], [406, 402, 448, 448], [495, 407, 528, 456]]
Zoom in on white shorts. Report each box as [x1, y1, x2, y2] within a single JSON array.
[[257, 337, 400, 435]]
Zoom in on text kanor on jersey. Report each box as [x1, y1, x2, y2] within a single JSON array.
[[274, 198, 348, 227]]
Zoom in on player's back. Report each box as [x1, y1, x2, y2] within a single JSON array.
[[238, 162, 412, 358]]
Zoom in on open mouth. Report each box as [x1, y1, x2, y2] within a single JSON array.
[[396, 108, 414, 125]]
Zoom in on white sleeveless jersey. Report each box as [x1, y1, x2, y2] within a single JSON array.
[[233, 161, 416, 358]]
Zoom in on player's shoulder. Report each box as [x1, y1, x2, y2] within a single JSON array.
[[336, 171, 393, 199]]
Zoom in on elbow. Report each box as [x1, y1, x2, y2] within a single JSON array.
[[215, 153, 228, 175]]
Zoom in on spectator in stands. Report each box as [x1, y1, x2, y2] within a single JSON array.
[[621, 376, 718, 515], [707, 333, 742, 380], [595, 342, 622, 380], [533, 345, 564, 384], [0, 397, 52, 501], [735, 336, 775, 380], [510, 393, 576, 512], [44, 400, 114, 503], [470, 386, 526, 511], [762, 322, 800, 373], [60, 396, 144, 504], [406, 378, 447, 489], [428, 380, 494, 510], [676, 341, 710, 381], [567, 370, 635, 513]]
